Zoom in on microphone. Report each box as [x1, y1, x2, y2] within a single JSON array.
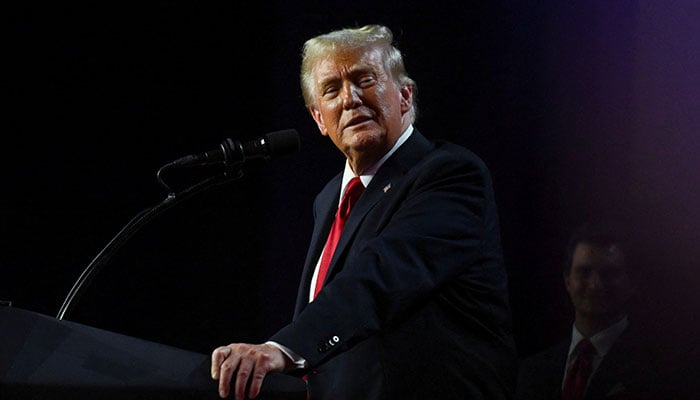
[[171, 129, 300, 167]]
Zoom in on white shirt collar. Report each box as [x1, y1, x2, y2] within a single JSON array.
[[568, 315, 629, 360], [337, 125, 414, 203]]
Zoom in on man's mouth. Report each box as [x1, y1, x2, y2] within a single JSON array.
[[345, 115, 373, 128]]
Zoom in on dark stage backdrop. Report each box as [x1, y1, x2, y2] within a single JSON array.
[[3, 0, 698, 373]]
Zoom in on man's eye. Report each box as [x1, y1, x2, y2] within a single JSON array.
[[322, 87, 339, 96], [358, 76, 375, 87]]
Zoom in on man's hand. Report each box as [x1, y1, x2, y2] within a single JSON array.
[[211, 343, 287, 399]]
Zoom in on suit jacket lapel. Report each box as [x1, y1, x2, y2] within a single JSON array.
[[293, 173, 342, 316], [309, 175, 342, 273], [547, 340, 570, 400]]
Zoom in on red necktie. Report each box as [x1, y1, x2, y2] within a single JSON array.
[[312, 177, 364, 299], [562, 338, 596, 400]]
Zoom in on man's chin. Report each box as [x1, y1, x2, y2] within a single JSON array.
[[345, 129, 384, 147]]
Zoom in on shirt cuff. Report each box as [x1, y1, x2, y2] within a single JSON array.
[[265, 341, 308, 370]]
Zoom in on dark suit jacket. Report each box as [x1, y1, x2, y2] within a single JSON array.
[[270, 129, 516, 399], [515, 323, 663, 400]]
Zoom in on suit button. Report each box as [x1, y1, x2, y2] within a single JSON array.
[[317, 342, 330, 352]]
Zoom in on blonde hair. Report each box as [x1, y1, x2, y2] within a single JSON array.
[[300, 24, 417, 122]]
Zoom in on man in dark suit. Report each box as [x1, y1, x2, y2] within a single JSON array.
[[515, 222, 662, 400], [211, 24, 516, 400]]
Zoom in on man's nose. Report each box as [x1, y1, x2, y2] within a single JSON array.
[[342, 84, 362, 109], [587, 272, 604, 289]]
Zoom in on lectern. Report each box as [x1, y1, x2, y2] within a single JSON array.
[[0, 306, 307, 399]]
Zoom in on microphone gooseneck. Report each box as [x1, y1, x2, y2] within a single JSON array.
[[58, 129, 301, 320]]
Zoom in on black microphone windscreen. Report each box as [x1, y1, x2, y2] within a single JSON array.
[[265, 129, 301, 158]]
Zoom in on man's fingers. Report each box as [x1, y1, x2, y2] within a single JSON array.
[[218, 348, 241, 398], [211, 346, 231, 379], [234, 356, 256, 400], [247, 353, 275, 399]]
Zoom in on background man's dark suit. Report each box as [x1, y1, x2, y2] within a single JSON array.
[[270, 129, 517, 399], [516, 323, 662, 400]]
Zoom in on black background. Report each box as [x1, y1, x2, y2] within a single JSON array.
[[3, 0, 698, 374]]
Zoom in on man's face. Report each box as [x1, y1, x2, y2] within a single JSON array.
[[308, 44, 412, 173], [565, 242, 634, 320]]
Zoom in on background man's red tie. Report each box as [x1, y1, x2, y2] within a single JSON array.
[[561, 338, 596, 400], [312, 177, 364, 299]]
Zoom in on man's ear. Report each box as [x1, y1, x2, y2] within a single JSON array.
[[400, 84, 414, 113], [563, 271, 572, 293], [309, 106, 328, 136]]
